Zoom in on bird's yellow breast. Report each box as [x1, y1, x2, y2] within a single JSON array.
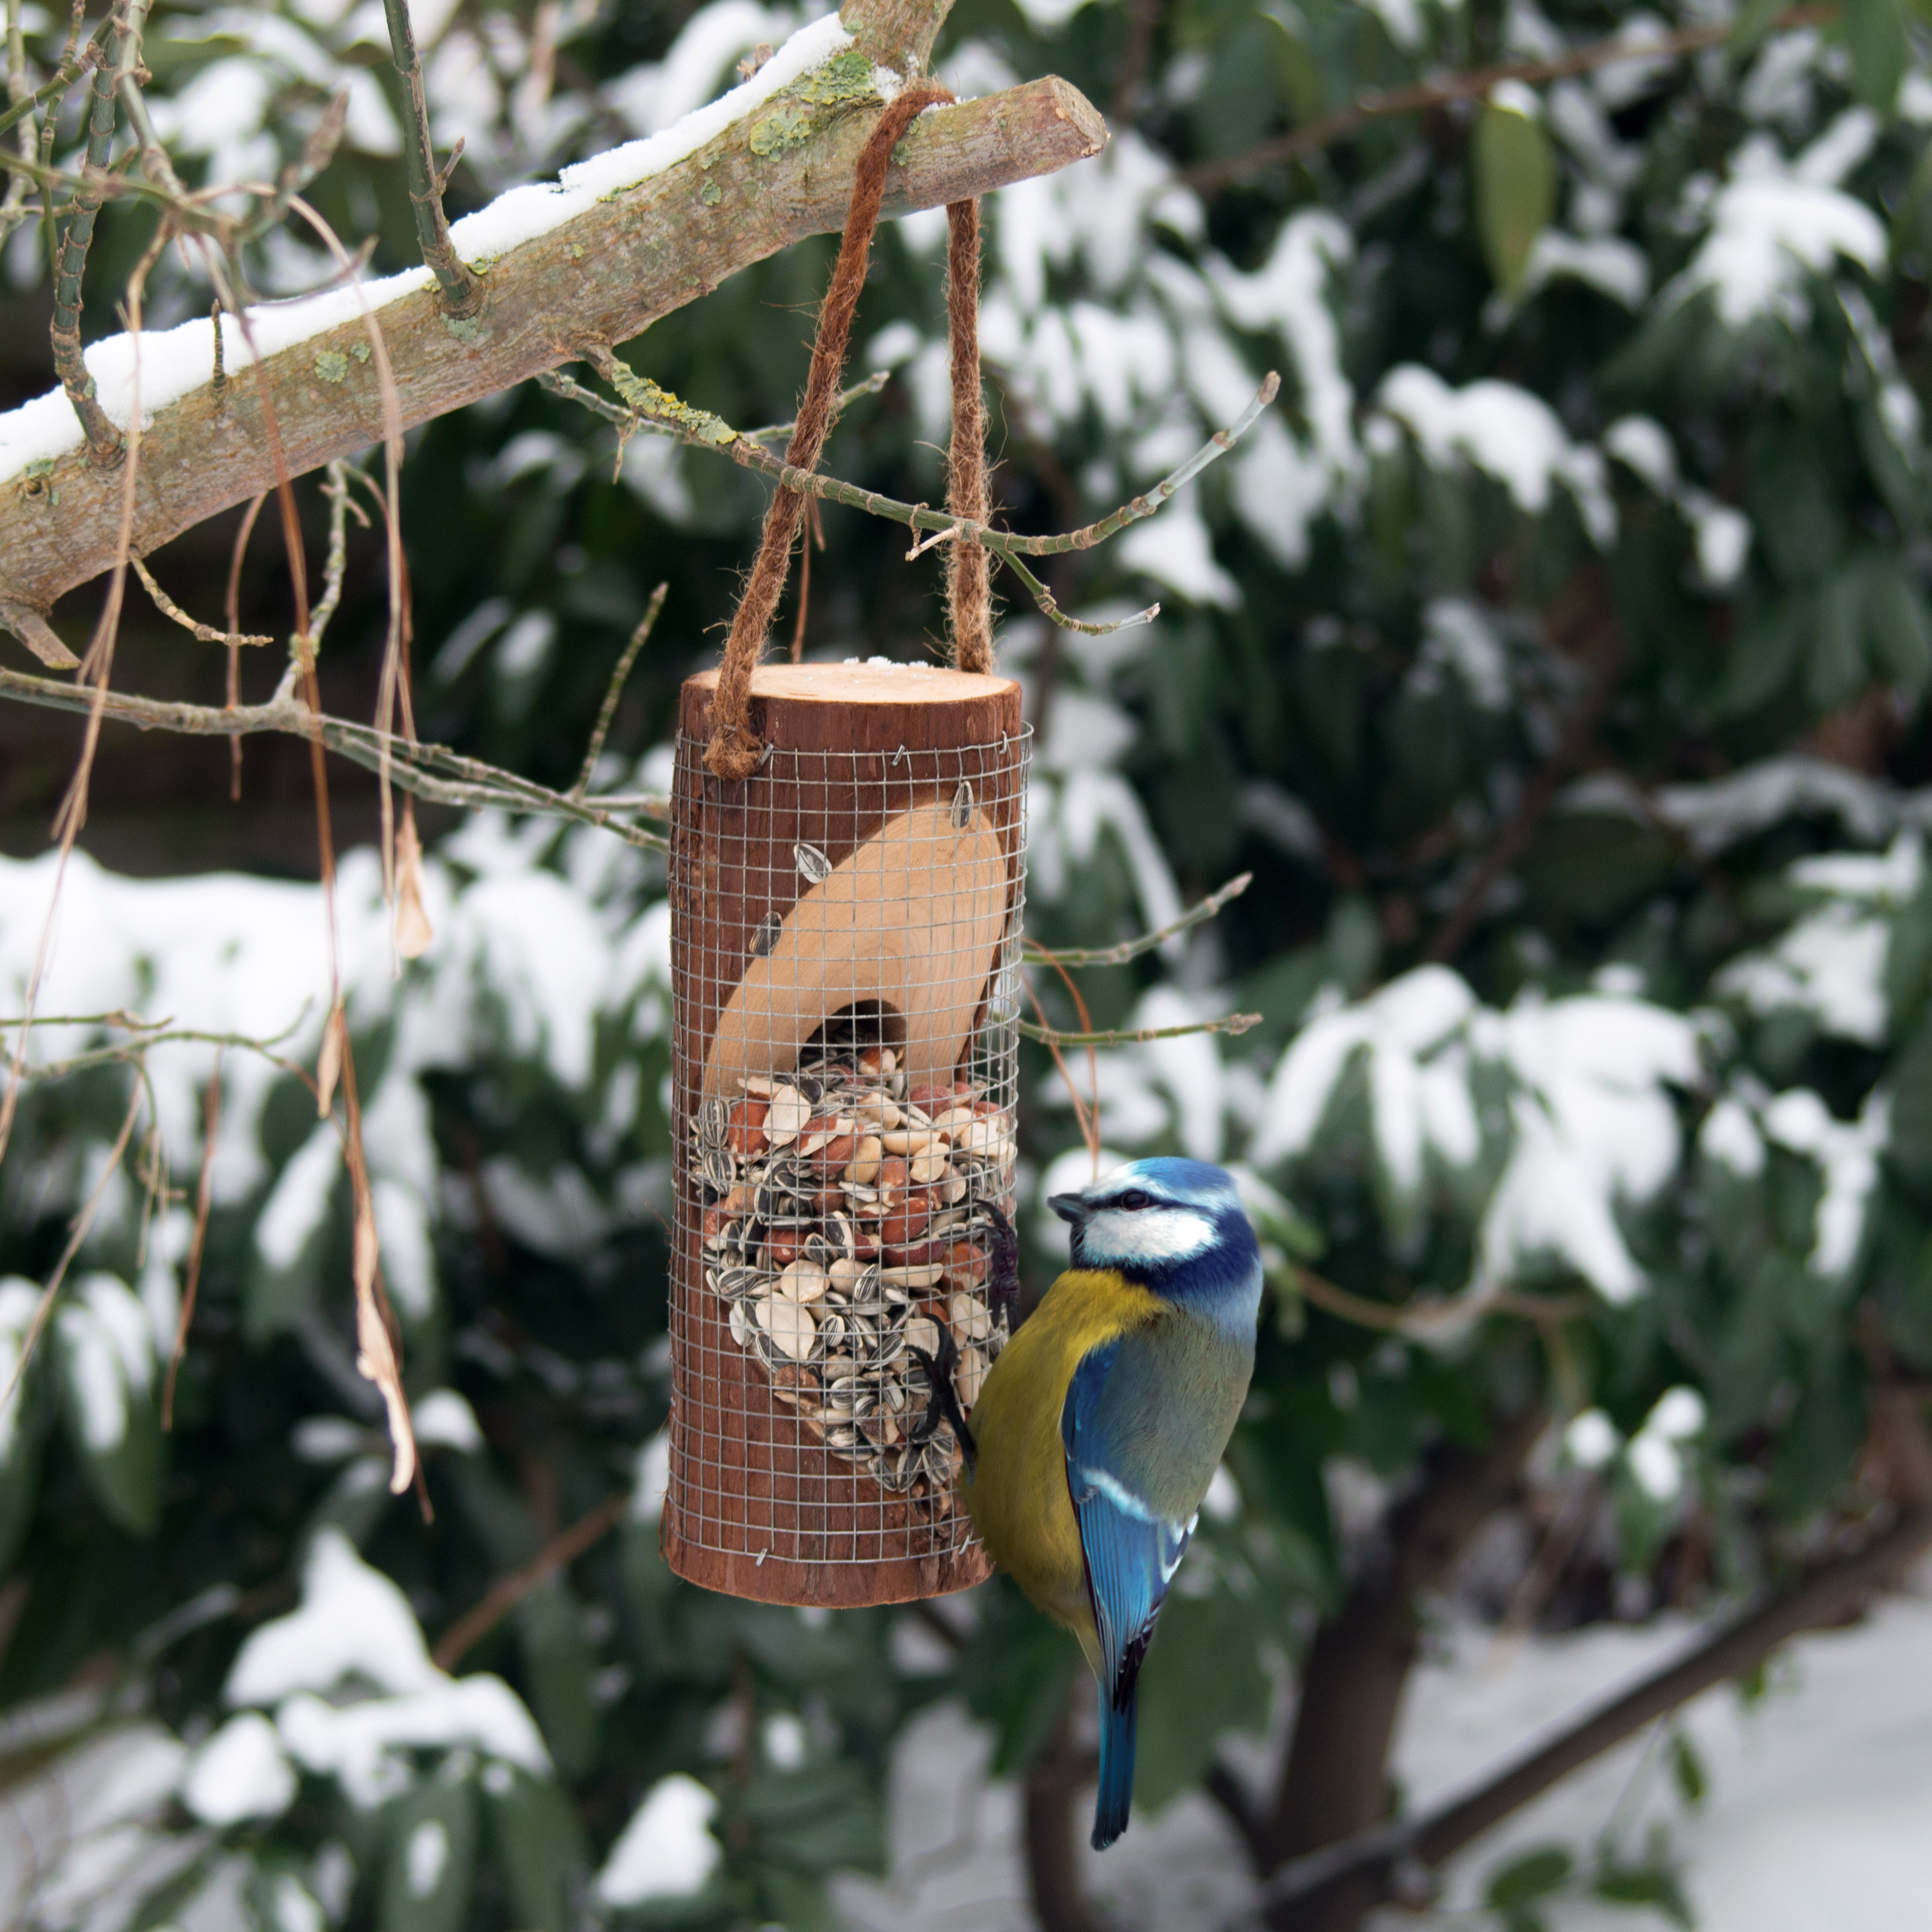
[[962, 1269, 1163, 1650]]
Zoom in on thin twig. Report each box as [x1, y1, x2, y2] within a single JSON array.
[[47, 11, 125, 462], [739, 368, 891, 445], [1024, 872, 1251, 968], [381, 0, 482, 313], [129, 556, 273, 647], [1021, 967, 1100, 1171], [432, 1490, 627, 1670], [0, 1079, 144, 1425], [571, 582, 667, 800], [0, 666, 671, 851], [224, 492, 267, 798], [1017, 1011, 1261, 1047], [164, 1048, 221, 1429], [545, 361, 1279, 636], [1182, 3, 1839, 192]]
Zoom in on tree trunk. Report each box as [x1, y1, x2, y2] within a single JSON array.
[[1259, 1405, 1548, 1932], [1026, 1688, 1106, 1932]]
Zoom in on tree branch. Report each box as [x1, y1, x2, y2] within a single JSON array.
[[0, 665, 671, 852], [1234, 1501, 1932, 1927], [382, 0, 482, 315], [1181, 4, 1837, 194], [432, 1489, 628, 1670], [0, 52, 1105, 631]]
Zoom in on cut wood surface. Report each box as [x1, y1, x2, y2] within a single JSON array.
[[0, 60, 1104, 629], [663, 663, 1024, 1607]]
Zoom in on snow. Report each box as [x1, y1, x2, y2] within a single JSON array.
[[595, 1774, 721, 1904], [1664, 114, 1887, 330], [55, 1276, 155, 1453], [1564, 1408, 1621, 1468], [1700, 1094, 1766, 1177], [1253, 966, 1478, 1184], [1717, 903, 1890, 1044], [1374, 366, 1616, 547], [411, 1388, 482, 1453], [1030, 769, 1185, 951], [255, 1125, 343, 1273], [183, 1714, 298, 1827], [1518, 231, 1651, 308], [631, 1428, 672, 1522], [1760, 1087, 1887, 1277], [0, 1279, 43, 1463], [1471, 996, 1700, 1303], [1115, 489, 1238, 607], [0, 8, 858, 483], [405, 1820, 449, 1896], [276, 1677, 551, 1806], [1419, 598, 1511, 709], [1651, 756, 1899, 857], [224, 1530, 549, 1805], [227, 1528, 442, 1702], [1604, 414, 1753, 588], [831, 1587, 1932, 1932]]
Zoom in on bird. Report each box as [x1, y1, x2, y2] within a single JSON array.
[[953, 1156, 1263, 1850]]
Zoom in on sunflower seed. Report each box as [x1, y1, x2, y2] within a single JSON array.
[[951, 779, 974, 829], [749, 911, 783, 959]]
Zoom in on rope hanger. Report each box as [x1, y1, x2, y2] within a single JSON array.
[[703, 83, 994, 781]]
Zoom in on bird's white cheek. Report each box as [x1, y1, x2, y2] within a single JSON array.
[[1082, 1207, 1214, 1263]]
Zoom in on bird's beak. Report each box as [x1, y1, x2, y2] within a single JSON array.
[[1048, 1192, 1091, 1227]]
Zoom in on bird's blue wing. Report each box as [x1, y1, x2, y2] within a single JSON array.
[[1061, 1338, 1196, 1848]]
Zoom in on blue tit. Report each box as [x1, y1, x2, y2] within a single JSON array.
[[959, 1157, 1261, 1850]]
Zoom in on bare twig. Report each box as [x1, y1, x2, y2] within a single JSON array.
[[130, 556, 273, 647], [0, 665, 671, 851], [164, 1048, 222, 1429], [381, 0, 482, 314], [1024, 872, 1251, 968], [1017, 1011, 1260, 1047], [224, 492, 268, 797], [0, 1080, 144, 1424], [552, 360, 1278, 636], [571, 582, 668, 800], [1021, 967, 1101, 1172], [48, 14, 125, 463], [432, 1490, 627, 1670], [1182, 3, 1839, 193]]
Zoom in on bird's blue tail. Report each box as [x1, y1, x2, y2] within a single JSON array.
[[1091, 1682, 1137, 1850]]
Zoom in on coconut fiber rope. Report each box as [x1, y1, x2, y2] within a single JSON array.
[[703, 85, 995, 779]]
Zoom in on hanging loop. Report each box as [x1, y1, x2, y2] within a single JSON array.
[[705, 82, 996, 778]]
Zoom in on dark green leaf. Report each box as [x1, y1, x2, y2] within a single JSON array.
[[1486, 1844, 1574, 1908], [1472, 102, 1556, 295], [381, 1771, 479, 1932]]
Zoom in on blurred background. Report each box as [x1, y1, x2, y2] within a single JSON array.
[[3, 0, 1932, 1926]]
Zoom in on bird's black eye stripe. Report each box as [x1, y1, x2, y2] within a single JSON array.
[[1115, 1190, 1153, 1212]]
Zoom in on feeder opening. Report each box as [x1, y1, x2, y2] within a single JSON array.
[[803, 1000, 908, 1060]]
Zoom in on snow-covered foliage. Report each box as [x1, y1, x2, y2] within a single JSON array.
[[7, 0, 1932, 1919]]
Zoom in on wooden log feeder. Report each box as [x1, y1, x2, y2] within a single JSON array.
[[662, 664, 1027, 1605]]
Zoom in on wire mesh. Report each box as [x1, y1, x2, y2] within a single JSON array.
[[666, 721, 1030, 1597]]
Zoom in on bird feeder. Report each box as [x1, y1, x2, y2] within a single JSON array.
[[661, 663, 1028, 1606]]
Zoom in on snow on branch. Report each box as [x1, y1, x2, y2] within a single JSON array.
[[0, 1, 1106, 641]]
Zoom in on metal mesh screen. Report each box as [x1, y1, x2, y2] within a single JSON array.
[[666, 724, 1030, 1587]]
